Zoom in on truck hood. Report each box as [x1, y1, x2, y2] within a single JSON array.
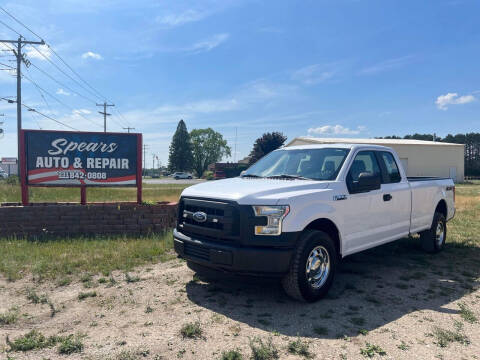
[[181, 177, 331, 205]]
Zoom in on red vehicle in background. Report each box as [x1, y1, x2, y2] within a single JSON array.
[[214, 170, 226, 180]]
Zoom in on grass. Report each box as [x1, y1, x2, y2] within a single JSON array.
[[0, 308, 18, 325], [287, 338, 313, 359], [6, 329, 83, 354], [458, 302, 478, 323], [249, 337, 279, 360], [0, 232, 173, 281], [0, 182, 189, 203], [220, 349, 244, 360], [180, 321, 203, 339], [78, 291, 97, 300]]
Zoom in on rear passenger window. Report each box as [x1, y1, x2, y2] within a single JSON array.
[[380, 152, 401, 183]]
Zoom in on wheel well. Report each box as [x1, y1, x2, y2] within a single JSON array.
[[435, 200, 447, 217], [305, 218, 341, 256]]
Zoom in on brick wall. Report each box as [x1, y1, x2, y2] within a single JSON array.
[[0, 202, 178, 238]]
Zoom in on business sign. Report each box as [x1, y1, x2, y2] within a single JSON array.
[[1, 157, 17, 165], [24, 130, 140, 186]]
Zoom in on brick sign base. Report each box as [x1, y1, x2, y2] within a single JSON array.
[[0, 202, 178, 238]]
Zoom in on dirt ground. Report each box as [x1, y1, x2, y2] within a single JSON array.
[[1, 237, 479, 360]]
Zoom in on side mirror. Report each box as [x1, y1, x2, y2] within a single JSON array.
[[240, 170, 246, 176], [351, 172, 381, 193]]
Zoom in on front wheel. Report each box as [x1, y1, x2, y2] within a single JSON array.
[[282, 230, 337, 302], [420, 212, 447, 253]]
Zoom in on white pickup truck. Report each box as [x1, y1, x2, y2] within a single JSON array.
[[174, 144, 455, 302]]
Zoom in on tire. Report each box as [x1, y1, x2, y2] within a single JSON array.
[[420, 212, 447, 253], [282, 230, 337, 302]]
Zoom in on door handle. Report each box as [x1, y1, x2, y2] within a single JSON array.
[[383, 194, 392, 201]]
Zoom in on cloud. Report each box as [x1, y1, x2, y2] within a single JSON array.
[[187, 33, 230, 53], [56, 88, 70, 96], [435, 92, 475, 110], [25, 44, 52, 60], [359, 55, 414, 75], [156, 9, 209, 26], [81, 51, 103, 60], [308, 125, 366, 136], [292, 64, 336, 85], [72, 109, 92, 115]]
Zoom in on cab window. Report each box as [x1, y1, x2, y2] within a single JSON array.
[[346, 151, 381, 191], [379, 151, 401, 183]]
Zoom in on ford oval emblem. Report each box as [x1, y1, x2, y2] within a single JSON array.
[[193, 211, 207, 223]]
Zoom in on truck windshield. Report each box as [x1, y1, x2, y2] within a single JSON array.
[[242, 148, 350, 181]]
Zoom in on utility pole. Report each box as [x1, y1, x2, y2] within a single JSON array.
[[234, 127, 238, 163], [142, 144, 149, 177], [123, 126, 135, 133], [0, 36, 45, 205], [96, 102, 114, 132]]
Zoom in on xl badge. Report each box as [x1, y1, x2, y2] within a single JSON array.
[[193, 211, 207, 223]]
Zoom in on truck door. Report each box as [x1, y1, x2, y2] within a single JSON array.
[[341, 151, 392, 255], [376, 151, 411, 240]]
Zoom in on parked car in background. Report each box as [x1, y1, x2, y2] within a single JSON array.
[[0, 168, 8, 179], [173, 172, 193, 180], [174, 144, 455, 302]]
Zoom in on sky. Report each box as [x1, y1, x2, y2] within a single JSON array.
[[0, 0, 479, 165]]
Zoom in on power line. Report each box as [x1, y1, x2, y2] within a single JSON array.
[[30, 45, 103, 101], [22, 72, 102, 129], [29, 61, 98, 104], [0, 96, 79, 130], [0, 6, 43, 41], [0, 19, 21, 36]]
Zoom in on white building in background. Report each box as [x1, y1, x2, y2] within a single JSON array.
[[286, 137, 465, 182]]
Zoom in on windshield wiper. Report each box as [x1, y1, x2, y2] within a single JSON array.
[[241, 174, 264, 178], [268, 174, 311, 180]]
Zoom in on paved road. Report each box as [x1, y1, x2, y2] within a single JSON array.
[[143, 178, 205, 185]]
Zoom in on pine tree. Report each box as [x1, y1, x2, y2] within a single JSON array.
[[168, 120, 193, 172]]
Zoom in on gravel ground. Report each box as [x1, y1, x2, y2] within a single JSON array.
[[1, 237, 479, 360]]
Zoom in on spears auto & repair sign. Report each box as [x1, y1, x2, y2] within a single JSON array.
[[24, 130, 140, 186]]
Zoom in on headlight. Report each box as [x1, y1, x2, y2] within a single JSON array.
[[252, 205, 290, 236]]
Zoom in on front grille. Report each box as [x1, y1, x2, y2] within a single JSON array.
[[184, 242, 210, 261], [178, 197, 239, 242]]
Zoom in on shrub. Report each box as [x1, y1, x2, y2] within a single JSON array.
[[180, 321, 203, 339], [249, 337, 279, 360]]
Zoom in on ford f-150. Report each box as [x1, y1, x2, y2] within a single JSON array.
[[174, 144, 455, 302]]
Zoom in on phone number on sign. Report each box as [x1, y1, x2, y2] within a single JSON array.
[[58, 171, 107, 180]]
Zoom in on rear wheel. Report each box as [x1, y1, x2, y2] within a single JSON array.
[[282, 230, 337, 302], [420, 212, 446, 253]]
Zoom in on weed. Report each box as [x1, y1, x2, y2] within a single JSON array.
[[397, 341, 410, 351], [360, 343, 386, 358], [145, 305, 154, 313], [249, 337, 279, 360], [287, 338, 313, 359], [98, 277, 108, 284], [458, 303, 478, 323], [257, 318, 272, 326], [364, 296, 381, 305], [57, 277, 71, 287], [58, 334, 84, 354], [125, 273, 140, 283], [358, 329, 369, 336], [432, 326, 470, 347], [180, 321, 203, 339], [6, 330, 56, 351], [313, 326, 328, 336], [221, 349, 244, 360], [78, 291, 97, 300], [26, 288, 48, 304], [0, 308, 18, 325], [395, 283, 409, 290]]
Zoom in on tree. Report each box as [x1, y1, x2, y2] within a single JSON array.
[[168, 120, 193, 172], [190, 128, 231, 177], [249, 132, 287, 165]]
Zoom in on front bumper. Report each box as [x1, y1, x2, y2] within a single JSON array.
[[173, 228, 296, 275]]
